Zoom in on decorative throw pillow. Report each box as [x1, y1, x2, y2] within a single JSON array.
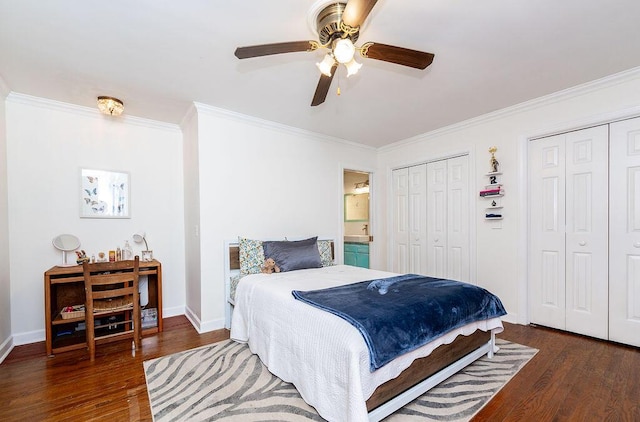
[[317, 239, 334, 267], [263, 236, 322, 272], [238, 237, 264, 275]]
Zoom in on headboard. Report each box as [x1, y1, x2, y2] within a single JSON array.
[[228, 240, 335, 270], [224, 238, 336, 328]]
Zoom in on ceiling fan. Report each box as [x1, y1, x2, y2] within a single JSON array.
[[234, 0, 435, 106]]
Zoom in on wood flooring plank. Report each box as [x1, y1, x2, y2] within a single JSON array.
[[1, 318, 639, 422], [607, 345, 640, 421]]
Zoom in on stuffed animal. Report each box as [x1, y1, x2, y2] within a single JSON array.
[[261, 258, 280, 274], [75, 249, 90, 265]]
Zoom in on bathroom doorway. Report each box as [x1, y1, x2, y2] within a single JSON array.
[[343, 169, 371, 268]]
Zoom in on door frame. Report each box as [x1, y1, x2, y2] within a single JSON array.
[[342, 165, 375, 267], [517, 105, 640, 325]]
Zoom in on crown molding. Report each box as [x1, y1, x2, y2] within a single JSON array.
[[5, 92, 181, 132], [380, 66, 640, 153], [179, 102, 198, 130], [192, 102, 376, 151]]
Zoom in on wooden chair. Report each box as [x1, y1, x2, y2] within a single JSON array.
[[82, 256, 141, 360]]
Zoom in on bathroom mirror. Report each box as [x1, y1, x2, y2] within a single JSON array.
[[52, 234, 81, 266], [344, 193, 369, 222]]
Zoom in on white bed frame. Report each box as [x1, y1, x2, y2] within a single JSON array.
[[224, 239, 499, 421], [368, 331, 497, 421]]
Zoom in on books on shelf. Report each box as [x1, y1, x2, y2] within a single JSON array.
[[479, 187, 504, 197]]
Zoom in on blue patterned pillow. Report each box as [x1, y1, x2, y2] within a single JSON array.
[[239, 237, 264, 275], [317, 240, 334, 267], [229, 274, 242, 302]]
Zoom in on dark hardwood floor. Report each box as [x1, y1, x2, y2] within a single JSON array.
[[0, 317, 638, 421]]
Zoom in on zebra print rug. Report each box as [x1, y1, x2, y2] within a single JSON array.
[[144, 338, 536, 421]]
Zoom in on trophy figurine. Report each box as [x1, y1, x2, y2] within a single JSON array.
[[489, 146, 499, 173]]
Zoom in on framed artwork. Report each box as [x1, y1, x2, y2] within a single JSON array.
[[80, 168, 130, 218]]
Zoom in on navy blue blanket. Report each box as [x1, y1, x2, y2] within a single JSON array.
[[292, 274, 506, 371]]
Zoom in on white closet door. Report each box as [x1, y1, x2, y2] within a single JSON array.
[[529, 126, 608, 338], [610, 117, 640, 347], [426, 160, 448, 278], [408, 164, 428, 273], [447, 155, 470, 282], [564, 126, 608, 339], [529, 133, 567, 330], [391, 168, 409, 274]]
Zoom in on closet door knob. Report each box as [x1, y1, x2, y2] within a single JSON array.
[[634, 242, 640, 248], [579, 241, 586, 246]]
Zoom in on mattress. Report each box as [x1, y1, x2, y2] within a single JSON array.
[[230, 265, 504, 422]]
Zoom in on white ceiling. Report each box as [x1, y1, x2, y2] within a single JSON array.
[[2, 0, 640, 148]]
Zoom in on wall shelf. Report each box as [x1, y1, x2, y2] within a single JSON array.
[[482, 147, 504, 222]]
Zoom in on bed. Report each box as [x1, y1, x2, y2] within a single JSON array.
[[227, 238, 505, 422]]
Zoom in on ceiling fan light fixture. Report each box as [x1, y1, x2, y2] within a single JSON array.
[[333, 38, 355, 64], [344, 57, 362, 77], [97, 96, 124, 116], [316, 53, 336, 77]]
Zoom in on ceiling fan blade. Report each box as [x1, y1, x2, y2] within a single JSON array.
[[311, 64, 338, 106], [234, 41, 318, 59], [342, 0, 379, 28], [360, 42, 435, 69]]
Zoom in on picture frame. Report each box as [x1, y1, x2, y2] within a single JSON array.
[[80, 168, 130, 218]]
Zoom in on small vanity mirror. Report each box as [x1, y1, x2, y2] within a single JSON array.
[[344, 193, 369, 222], [52, 234, 81, 266]]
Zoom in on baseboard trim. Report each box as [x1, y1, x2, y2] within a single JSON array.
[[184, 306, 202, 332], [162, 305, 185, 318], [184, 306, 225, 334], [12, 329, 44, 346], [0, 335, 14, 364]]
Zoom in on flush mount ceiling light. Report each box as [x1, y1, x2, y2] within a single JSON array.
[[97, 96, 124, 116]]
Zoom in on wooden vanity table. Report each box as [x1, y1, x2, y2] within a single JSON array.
[[43, 259, 163, 356]]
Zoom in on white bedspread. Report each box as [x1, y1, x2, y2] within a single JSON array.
[[230, 265, 504, 422]]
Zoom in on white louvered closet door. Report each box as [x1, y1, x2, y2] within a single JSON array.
[[446, 155, 470, 282], [426, 156, 470, 281], [564, 126, 608, 339], [426, 160, 448, 278], [408, 164, 428, 274], [391, 168, 409, 274], [392, 158, 469, 277], [528, 125, 609, 339], [528, 133, 567, 330], [609, 117, 640, 347]]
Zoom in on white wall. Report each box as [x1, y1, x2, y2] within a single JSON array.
[[0, 77, 12, 361], [377, 67, 640, 324], [181, 106, 203, 328], [189, 104, 378, 331], [5, 95, 186, 345]]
